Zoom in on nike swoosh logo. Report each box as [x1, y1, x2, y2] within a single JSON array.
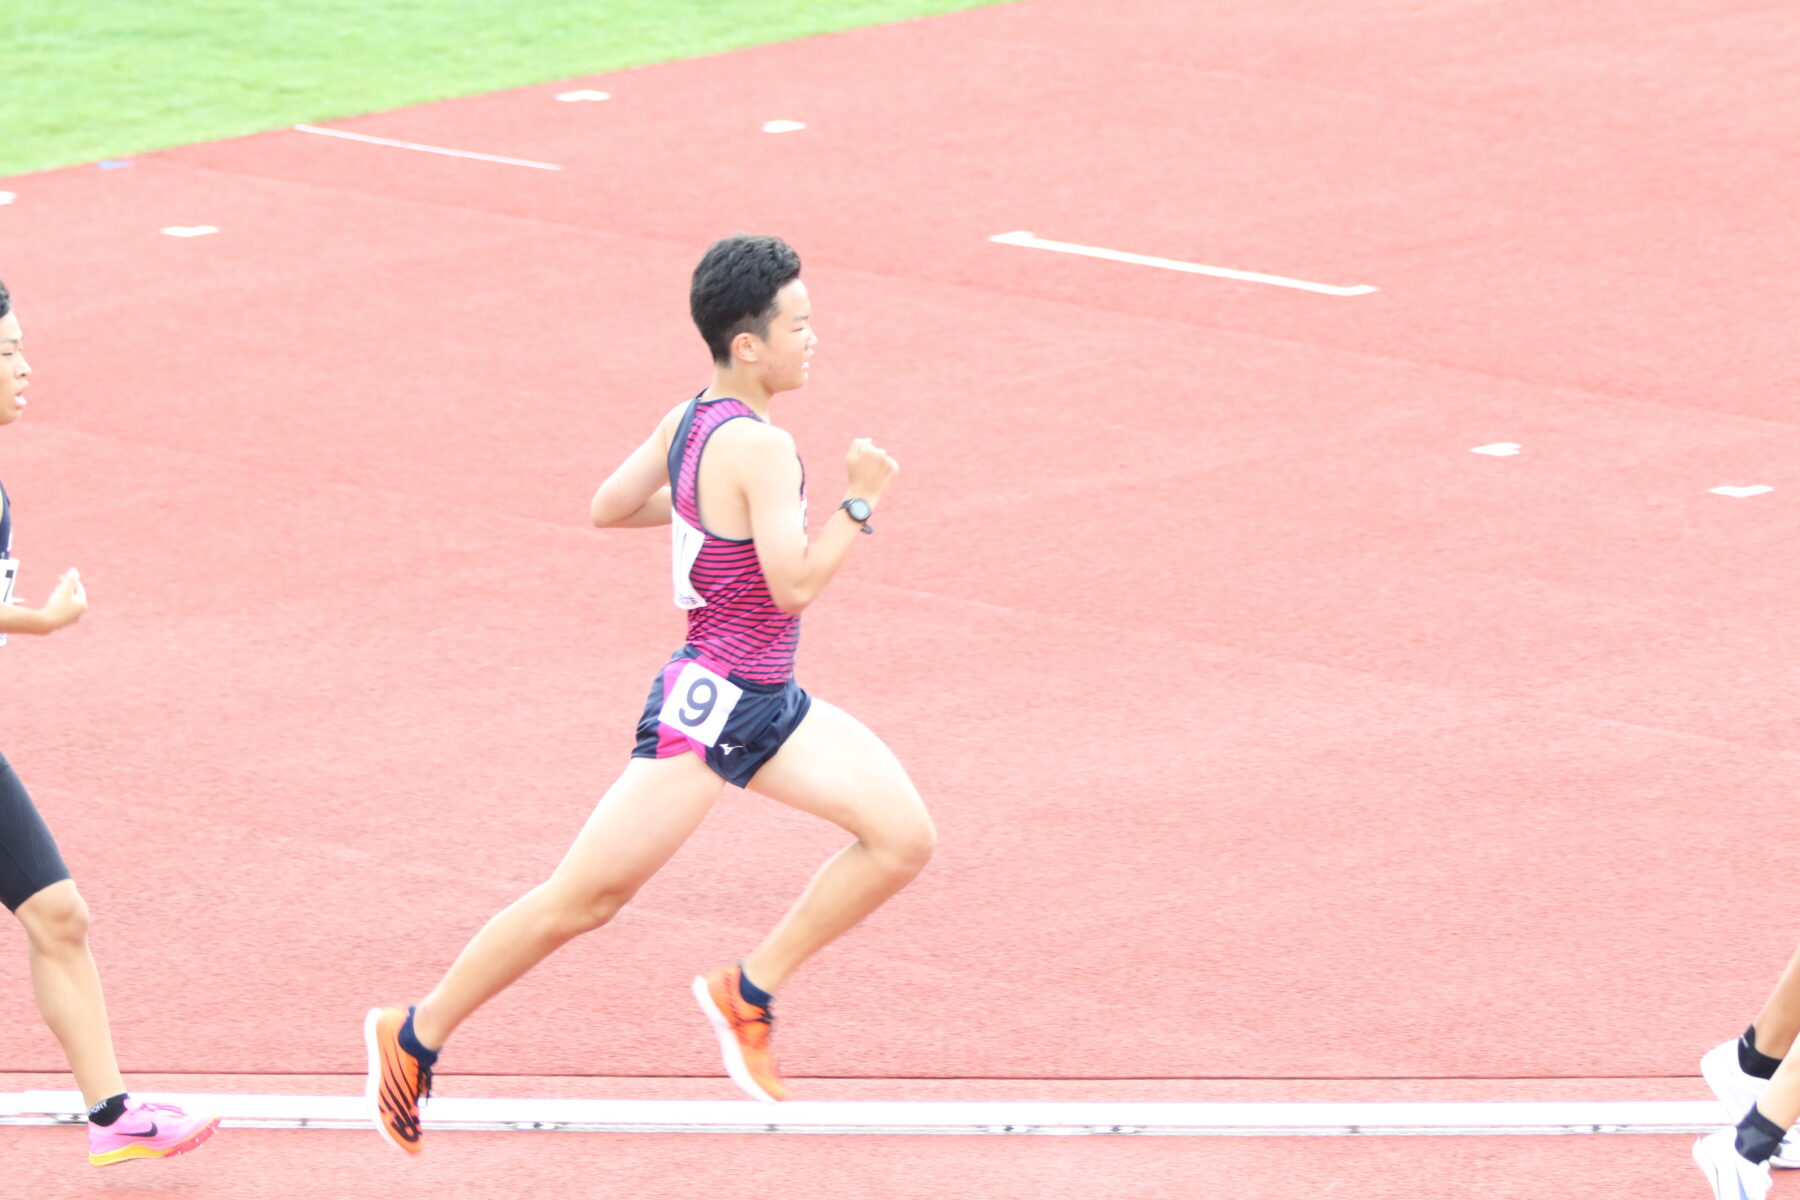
[[720, 744, 743, 755], [119, 1122, 159, 1138]]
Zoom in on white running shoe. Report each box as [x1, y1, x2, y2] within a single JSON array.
[[1701, 1039, 1800, 1169], [1694, 1129, 1772, 1200]]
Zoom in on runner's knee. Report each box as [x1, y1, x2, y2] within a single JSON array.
[[871, 814, 935, 877], [547, 885, 634, 937], [18, 882, 89, 951]]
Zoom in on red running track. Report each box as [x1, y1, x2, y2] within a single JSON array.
[[2, 0, 1799, 1195]]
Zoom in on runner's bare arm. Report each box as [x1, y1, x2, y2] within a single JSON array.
[[737, 427, 898, 615], [0, 569, 86, 636], [590, 408, 684, 528], [0, 606, 56, 635]]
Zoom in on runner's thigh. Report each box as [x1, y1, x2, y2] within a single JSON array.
[[747, 699, 931, 841], [549, 754, 723, 899]]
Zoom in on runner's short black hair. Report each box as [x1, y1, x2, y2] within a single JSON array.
[[0, 278, 10, 320], [690, 235, 801, 365]]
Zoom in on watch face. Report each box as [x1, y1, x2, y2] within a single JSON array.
[[846, 499, 872, 521]]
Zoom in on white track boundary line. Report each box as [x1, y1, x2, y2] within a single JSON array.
[[0, 1091, 1729, 1136], [989, 231, 1377, 297], [292, 125, 562, 171]]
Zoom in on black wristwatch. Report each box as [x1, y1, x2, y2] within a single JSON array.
[[839, 497, 874, 534]]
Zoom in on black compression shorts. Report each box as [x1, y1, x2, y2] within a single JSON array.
[[0, 752, 72, 912]]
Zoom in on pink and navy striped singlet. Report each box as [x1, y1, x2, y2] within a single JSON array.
[[666, 396, 804, 685]]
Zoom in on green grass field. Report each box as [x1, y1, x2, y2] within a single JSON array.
[[3, 1, 1006, 177]]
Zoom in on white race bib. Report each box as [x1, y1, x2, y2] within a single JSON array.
[[657, 660, 744, 747], [0, 558, 17, 647], [671, 512, 707, 610]]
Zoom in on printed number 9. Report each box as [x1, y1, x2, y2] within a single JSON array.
[[680, 677, 718, 727]]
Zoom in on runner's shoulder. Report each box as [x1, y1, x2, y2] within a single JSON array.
[[654, 399, 692, 450], [710, 415, 796, 462]]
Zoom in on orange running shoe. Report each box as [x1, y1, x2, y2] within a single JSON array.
[[364, 1007, 432, 1155], [693, 966, 790, 1103]]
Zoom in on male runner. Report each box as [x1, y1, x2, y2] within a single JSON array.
[[366, 234, 934, 1154], [1695, 948, 1800, 1198], [0, 277, 220, 1166]]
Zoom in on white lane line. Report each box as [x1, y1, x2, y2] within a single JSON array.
[[989, 231, 1377, 297], [161, 225, 220, 238], [763, 120, 807, 133], [292, 125, 562, 171], [0, 1091, 1729, 1136], [1710, 485, 1773, 498], [1471, 443, 1523, 456], [556, 90, 612, 102]]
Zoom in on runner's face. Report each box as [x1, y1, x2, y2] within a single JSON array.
[[0, 312, 28, 426], [756, 279, 815, 393]]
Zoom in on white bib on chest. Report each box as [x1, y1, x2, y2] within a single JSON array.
[[670, 513, 707, 610], [0, 558, 17, 647]]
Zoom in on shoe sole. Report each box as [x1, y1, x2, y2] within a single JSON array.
[[89, 1116, 220, 1167], [1694, 1135, 1734, 1199], [1694, 1136, 1729, 1199], [364, 1007, 422, 1156], [692, 975, 782, 1105], [1694, 1132, 1771, 1200]]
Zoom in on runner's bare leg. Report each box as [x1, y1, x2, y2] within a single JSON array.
[[16, 881, 127, 1106], [739, 700, 934, 993], [412, 754, 721, 1048]]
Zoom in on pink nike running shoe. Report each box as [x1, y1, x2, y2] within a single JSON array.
[[87, 1099, 220, 1166]]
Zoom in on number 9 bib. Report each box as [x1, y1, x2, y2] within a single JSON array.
[[657, 660, 744, 747]]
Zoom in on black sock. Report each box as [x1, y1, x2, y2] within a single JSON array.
[[1740, 1025, 1783, 1081], [1736, 1103, 1787, 1165], [398, 1007, 440, 1067], [87, 1093, 129, 1127], [737, 965, 774, 1010]]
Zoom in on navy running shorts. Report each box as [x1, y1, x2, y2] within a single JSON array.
[[632, 649, 812, 788], [0, 751, 72, 912]]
